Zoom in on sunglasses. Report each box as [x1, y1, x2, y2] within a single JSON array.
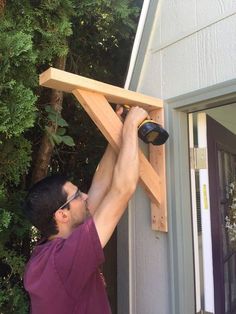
[[58, 189, 82, 210]]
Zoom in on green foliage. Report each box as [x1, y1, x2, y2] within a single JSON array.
[[0, 83, 37, 138], [0, 137, 32, 184], [32, 0, 75, 62], [0, 185, 31, 313], [0, 3, 38, 311], [0, 239, 29, 313], [68, 0, 140, 85], [0, 0, 141, 312], [0, 245, 26, 278], [0, 210, 12, 232], [0, 282, 29, 314], [0, 7, 38, 140], [44, 105, 75, 146], [0, 21, 37, 87], [45, 105, 69, 127]]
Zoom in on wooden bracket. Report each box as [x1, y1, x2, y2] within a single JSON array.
[[40, 67, 168, 232], [149, 110, 167, 232]]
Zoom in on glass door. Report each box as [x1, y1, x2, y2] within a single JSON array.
[[188, 104, 236, 314]]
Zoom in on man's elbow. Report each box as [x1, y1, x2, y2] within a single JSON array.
[[111, 178, 137, 201]]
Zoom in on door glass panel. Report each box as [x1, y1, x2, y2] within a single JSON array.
[[229, 255, 236, 307], [224, 262, 230, 313], [216, 146, 236, 313], [218, 151, 228, 258], [189, 104, 236, 314]]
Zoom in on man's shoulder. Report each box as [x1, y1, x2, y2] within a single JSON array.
[[26, 217, 99, 269]]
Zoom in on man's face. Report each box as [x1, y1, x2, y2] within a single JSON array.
[[62, 182, 89, 228]]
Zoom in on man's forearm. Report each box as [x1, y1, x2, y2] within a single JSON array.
[[111, 118, 139, 195], [93, 106, 148, 248], [87, 143, 117, 215]]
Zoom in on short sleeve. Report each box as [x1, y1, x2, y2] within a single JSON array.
[[54, 217, 104, 297]]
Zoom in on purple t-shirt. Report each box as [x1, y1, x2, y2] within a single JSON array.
[[24, 218, 111, 314]]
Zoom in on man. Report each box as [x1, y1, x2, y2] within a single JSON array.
[[24, 106, 148, 314]]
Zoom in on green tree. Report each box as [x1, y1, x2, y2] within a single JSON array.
[[0, 0, 141, 312]]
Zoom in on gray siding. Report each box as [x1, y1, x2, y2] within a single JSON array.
[[119, 1, 236, 314], [138, 1, 236, 99]]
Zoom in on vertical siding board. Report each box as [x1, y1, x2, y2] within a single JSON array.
[[139, 1, 236, 100], [162, 34, 199, 98], [159, 0, 197, 46], [132, 186, 170, 314], [138, 51, 162, 98], [129, 1, 236, 313], [196, 0, 236, 26], [197, 15, 236, 90]]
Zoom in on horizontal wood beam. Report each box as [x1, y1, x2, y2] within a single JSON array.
[[40, 67, 163, 111], [73, 89, 161, 206]]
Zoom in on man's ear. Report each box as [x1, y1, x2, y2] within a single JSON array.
[[54, 209, 70, 224]]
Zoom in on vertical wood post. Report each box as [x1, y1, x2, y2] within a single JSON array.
[[149, 109, 168, 232]]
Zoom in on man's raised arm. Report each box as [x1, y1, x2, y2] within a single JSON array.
[[93, 106, 148, 248], [87, 144, 117, 215], [87, 106, 124, 215]]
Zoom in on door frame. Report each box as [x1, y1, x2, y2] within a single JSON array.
[[163, 79, 236, 314]]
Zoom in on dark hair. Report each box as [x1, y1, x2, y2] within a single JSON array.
[[24, 175, 68, 237]]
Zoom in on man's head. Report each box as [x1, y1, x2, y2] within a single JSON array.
[[24, 175, 88, 238]]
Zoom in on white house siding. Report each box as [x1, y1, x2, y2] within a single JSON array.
[[138, 0, 236, 99], [128, 185, 171, 314], [126, 1, 236, 314]]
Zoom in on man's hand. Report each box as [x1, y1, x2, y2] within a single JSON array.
[[116, 105, 148, 126], [124, 106, 148, 128]]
